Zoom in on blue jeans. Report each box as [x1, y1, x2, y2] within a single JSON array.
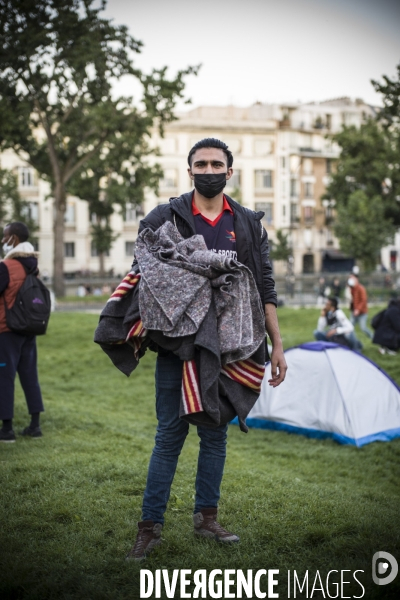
[[142, 352, 228, 524], [351, 313, 373, 339], [313, 329, 361, 350]]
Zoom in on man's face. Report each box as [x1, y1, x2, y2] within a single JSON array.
[[188, 147, 233, 181], [325, 300, 333, 313]]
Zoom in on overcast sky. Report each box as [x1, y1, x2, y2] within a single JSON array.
[[104, 0, 400, 110]]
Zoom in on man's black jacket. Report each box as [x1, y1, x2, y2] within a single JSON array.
[[135, 192, 277, 307]]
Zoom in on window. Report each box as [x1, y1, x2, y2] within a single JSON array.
[[160, 169, 178, 189], [290, 203, 298, 223], [255, 202, 273, 225], [255, 170, 273, 189], [282, 205, 286, 217], [290, 179, 298, 198], [22, 201, 39, 223], [91, 242, 109, 257], [304, 206, 314, 222], [281, 157, 286, 169], [64, 242, 75, 258], [304, 182, 313, 198], [65, 202, 76, 224], [303, 158, 313, 175], [19, 167, 35, 187], [125, 203, 144, 222], [326, 114, 332, 130], [326, 159, 332, 174], [303, 254, 315, 274], [226, 170, 241, 189], [125, 241, 135, 256]]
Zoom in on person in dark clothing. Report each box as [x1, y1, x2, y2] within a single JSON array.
[[126, 138, 287, 560], [0, 222, 44, 442], [372, 296, 400, 355], [331, 278, 342, 298]]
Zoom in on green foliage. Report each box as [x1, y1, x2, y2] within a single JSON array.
[[325, 64, 400, 267], [334, 190, 396, 271], [0, 168, 38, 240], [67, 134, 163, 262], [0, 0, 198, 293], [270, 229, 291, 262], [0, 310, 399, 599], [372, 62, 400, 126]]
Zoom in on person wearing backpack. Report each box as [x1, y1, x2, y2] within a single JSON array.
[[0, 222, 45, 442]]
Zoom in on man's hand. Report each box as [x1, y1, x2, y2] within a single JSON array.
[[268, 346, 288, 387], [326, 329, 337, 337]]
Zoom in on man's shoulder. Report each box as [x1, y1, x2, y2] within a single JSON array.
[[225, 195, 262, 220]]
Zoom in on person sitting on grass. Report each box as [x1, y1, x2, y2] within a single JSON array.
[[313, 296, 360, 350]]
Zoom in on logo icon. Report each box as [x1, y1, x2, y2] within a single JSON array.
[[32, 298, 44, 304], [372, 551, 398, 585]]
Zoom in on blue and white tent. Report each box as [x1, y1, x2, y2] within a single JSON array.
[[241, 342, 400, 446]]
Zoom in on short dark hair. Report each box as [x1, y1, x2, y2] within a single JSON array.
[[6, 221, 30, 242], [328, 296, 339, 310], [188, 138, 233, 168]]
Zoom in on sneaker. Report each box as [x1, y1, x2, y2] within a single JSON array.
[[0, 429, 16, 443], [193, 508, 239, 543], [21, 426, 43, 438], [126, 520, 163, 561], [384, 347, 397, 356]]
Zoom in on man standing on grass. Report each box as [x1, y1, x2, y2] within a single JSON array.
[[0, 222, 44, 442], [126, 138, 287, 560], [347, 273, 373, 342]]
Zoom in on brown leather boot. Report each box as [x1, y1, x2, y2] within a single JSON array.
[[193, 508, 239, 543], [126, 520, 163, 561]]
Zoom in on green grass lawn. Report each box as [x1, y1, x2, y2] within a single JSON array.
[[1, 309, 399, 600]]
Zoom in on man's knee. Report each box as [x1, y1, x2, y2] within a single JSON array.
[[197, 426, 227, 454], [154, 422, 188, 456]]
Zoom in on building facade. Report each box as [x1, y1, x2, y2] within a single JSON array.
[[2, 97, 398, 279]]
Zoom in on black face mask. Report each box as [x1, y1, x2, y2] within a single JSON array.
[[193, 173, 227, 198]]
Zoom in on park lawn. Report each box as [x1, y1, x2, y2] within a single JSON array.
[[0, 309, 399, 600]]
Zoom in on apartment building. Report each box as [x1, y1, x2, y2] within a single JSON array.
[[2, 97, 397, 278]]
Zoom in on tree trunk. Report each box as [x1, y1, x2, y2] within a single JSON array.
[[53, 182, 67, 297], [99, 252, 105, 278]]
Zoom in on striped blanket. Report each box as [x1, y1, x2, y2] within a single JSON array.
[[95, 265, 265, 430]]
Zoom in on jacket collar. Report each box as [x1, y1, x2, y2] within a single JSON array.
[[4, 241, 38, 260], [169, 191, 264, 224]]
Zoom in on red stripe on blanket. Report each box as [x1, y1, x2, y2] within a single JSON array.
[[221, 358, 265, 392], [182, 360, 203, 414], [108, 272, 141, 302]]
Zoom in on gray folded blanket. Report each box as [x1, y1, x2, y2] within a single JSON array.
[[135, 221, 265, 364], [94, 222, 267, 431]]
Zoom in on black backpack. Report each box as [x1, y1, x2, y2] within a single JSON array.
[[3, 265, 51, 335]]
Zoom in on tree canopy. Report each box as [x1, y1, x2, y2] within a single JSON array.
[[325, 63, 400, 270], [0, 0, 198, 294], [0, 168, 38, 241]]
